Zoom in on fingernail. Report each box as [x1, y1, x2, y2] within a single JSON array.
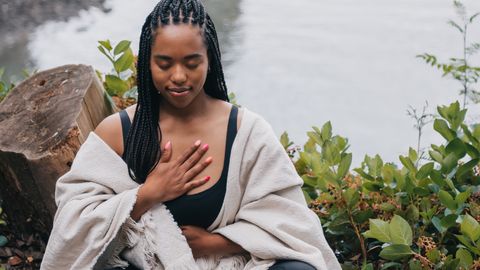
[[202, 144, 209, 151], [205, 157, 213, 163], [204, 176, 211, 182], [195, 140, 201, 146], [165, 141, 171, 150]]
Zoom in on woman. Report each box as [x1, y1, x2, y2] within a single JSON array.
[[41, 1, 340, 269]]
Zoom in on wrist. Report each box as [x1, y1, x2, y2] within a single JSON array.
[[138, 184, 157, 206]]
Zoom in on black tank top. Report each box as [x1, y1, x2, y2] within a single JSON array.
[[120, 105, 238, 229]]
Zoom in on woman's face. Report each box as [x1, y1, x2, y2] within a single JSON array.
[[150, 23, 209, 109]]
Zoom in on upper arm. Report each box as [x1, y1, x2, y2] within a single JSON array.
[[93, 113, 124, 157]]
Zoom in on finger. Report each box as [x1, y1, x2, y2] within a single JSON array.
[[160, 141, 172, 163], [179, 143, 209, 172], [182, 157, 213, 182], [175, 140, 201, 165], [184, 176, 211, 191]]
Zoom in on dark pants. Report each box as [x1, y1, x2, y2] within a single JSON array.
[[105, 260, 316, 270]]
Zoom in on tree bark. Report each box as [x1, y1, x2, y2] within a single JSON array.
[[0, 64, 116, 239]]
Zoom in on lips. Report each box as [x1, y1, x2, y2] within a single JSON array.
[[167, 87, 191, 97]]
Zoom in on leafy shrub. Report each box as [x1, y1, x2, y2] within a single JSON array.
[[96, 39, 138, 109], [281, 101, 480, 269]]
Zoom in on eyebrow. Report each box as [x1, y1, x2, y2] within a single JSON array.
[[153, 53, 203, 61]]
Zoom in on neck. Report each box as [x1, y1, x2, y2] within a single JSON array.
[[158, 89, 213, 122]]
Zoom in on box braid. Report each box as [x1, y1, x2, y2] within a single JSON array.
[[124, 0, 229, 183]]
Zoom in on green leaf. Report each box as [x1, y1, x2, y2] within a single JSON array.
[[363, 219, 391, 243], [434, 119, 456, 141], [361, 263, 374, 270], [440, 214, 458, 229], [301, 175, 317, 188], [408, 148, 418, 162], [461, 214, 480, 242], [114, 48, 134, 73], [302, 190, 312, 204], [432, 216, 447, 233], [456, 248, 473, 269], [405, 205, 419, 222], [426, 248, 441, 263], [413, 187, 430, 196], [445, 138, 467, 159], [337, 153, 352, 179], [321, 121, 332, 141], [280, 132, 291, 149], [379, 244, 413, 260], [456, 234, 480, 255], [456, 188, 472, 205], [441, 152, 458, 174], [105, 75, 129, 95], [343, 187, 360, 209], [430, 169, 445, 187], [408, 259, 423, 270], [389, 215, 412, 245], [354, 168, 375, 181], [456, 159, 479, 180], [353, 209, 374, 224], [380, 203, 396, 212], [438, 190, 456, 210], [362, 181, 383, 192], [379, 262, 402, 270], [98, 39, 112, 51], [399, 155, 416, 172], [113, 40, 132, 55], [465, 143, 480, 158], [416, 162, 434, 180], [429, 150, 443, 163]]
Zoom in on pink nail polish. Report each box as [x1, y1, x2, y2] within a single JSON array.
[[205, 157, 213, 163], [204, 176, 211, 182], [202, 144, 209, 151], [165, 141, 171, 150]]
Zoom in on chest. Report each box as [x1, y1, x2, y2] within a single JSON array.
[[160, 119, 230, 194]]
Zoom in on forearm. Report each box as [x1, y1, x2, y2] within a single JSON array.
[[130, 185, 155, 221], [209, 233, 247, 257]]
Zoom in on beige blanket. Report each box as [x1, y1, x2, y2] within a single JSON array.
[[40, 107, 341, 270]]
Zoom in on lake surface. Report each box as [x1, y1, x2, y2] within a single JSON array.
[[2, 0, 480, 166]]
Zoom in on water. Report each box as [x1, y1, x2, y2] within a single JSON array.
[[2, 0, 480, 166]]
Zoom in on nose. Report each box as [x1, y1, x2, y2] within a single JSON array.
[[171, 65, 187, 85]]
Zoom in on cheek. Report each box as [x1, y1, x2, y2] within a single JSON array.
[[150, 62, 168, 89], [192, 63, 209, 86]]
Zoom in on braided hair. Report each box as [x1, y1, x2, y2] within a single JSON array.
[[124, 0, 229, 183]]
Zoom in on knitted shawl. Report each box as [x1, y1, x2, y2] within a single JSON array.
[[40, 108, 341, 270]]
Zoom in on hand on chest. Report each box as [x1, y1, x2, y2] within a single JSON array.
[[161, 126, 229, 195]]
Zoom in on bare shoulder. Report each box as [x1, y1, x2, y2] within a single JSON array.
[[93, 107, 133, 157]]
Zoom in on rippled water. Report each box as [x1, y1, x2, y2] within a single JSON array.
[[3, 0, 480, 165]]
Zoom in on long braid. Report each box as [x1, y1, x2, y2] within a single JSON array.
[[124, 0, 229, 183]]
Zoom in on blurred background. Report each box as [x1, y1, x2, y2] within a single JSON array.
[[1, 0, 480, 166]]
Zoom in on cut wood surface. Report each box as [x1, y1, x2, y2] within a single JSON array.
[[0, 64, 116, 238]]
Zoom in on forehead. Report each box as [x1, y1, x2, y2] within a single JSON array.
[[151, 24, 206, 56]]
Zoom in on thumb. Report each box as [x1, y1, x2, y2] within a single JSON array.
[[160, 141, 172, 162]]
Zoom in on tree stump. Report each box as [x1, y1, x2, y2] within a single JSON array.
[[0, 64, 117, 239]]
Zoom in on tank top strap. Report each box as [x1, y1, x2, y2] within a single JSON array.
[[119, 110, 131, 160], [226, 105, 238, 144]]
